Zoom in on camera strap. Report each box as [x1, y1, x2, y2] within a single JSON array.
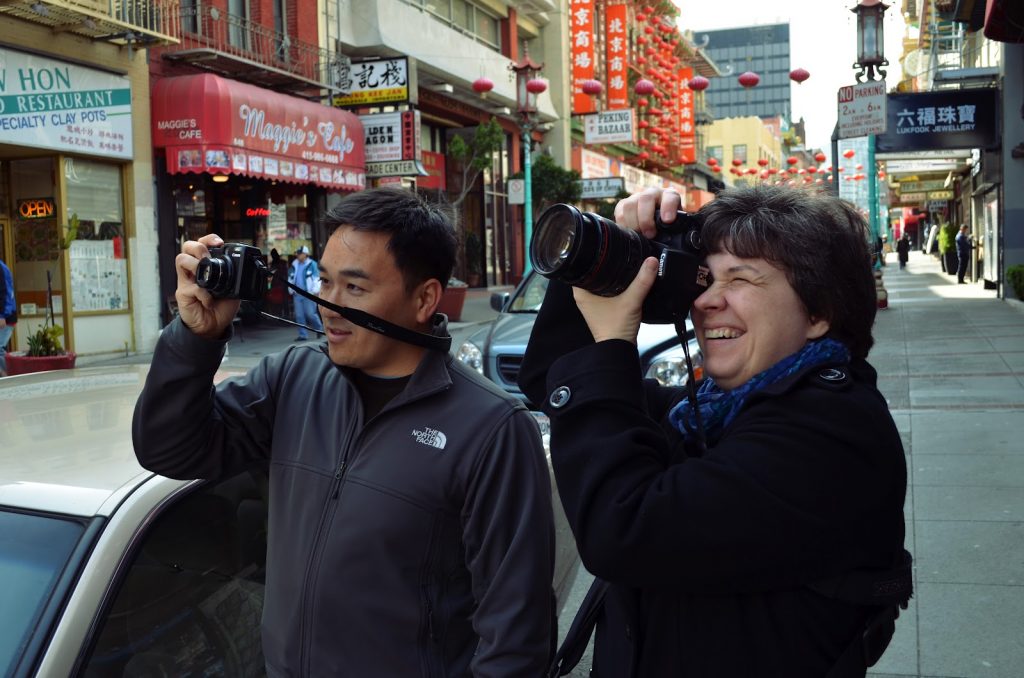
[[285, 282, 452, 353]]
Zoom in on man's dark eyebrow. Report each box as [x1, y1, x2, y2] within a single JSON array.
[[335, 266, 371, 281]]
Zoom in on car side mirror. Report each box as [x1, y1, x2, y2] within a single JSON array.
[[490, 292, 510, 312]]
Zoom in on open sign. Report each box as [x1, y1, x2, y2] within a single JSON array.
[[18, 198, 56, 219]]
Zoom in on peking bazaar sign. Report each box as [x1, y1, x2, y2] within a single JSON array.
[[570, 0, 597, 115], [605, 4, 629, 109], [152, 74, 365, 190]]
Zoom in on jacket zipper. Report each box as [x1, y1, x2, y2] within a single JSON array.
[[297, 438, 356, 674]]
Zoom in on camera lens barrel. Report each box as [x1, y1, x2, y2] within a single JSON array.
[[196, 253, 232, 297]]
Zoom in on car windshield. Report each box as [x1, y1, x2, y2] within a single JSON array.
[[508, 273, 549, 313], [0, 509, 86, 675]]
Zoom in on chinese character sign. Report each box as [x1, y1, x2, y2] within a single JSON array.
[[332, 58, 413, 107], [876, 89, 997, 153], [605, 4, 628, 110], [570, 0, 596, 115], [677, 68, 696, 164]]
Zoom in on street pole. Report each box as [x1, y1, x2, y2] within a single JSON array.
[[831, 123, 840, 198], [522, 124, 533, 276], [868, 134, 879, 263]]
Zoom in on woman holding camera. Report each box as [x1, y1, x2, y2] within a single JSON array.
[[520, 185, 909, 677]]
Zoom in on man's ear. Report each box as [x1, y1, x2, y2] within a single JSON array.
[[416, 278, 444, 324]]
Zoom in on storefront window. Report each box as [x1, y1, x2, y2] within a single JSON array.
[[11, 158, 61, 320], [64, 158, 129, 312]]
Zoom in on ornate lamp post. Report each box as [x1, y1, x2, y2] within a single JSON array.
[[852, 0, 889, 263], [510, 54, 546, 274]]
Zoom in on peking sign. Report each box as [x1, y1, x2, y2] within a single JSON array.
[[583, 109, 635, 144], [0, 47, 133, 159]]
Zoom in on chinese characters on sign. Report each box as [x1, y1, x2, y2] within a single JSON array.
[[876, 89, 997, 153], [332, 57, 416, 107], [570, 0, 596, 115], [677, 68, 696, 164], [605, 4, 628, 110]]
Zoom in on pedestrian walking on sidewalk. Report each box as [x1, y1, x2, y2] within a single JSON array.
[[523, 185, 910, 678], [264, 248, 289, 317], [134, 186, 555, 676], [288, 245, 323, 339], [897, 233, 910, 270], [956, 224, 972, 284]]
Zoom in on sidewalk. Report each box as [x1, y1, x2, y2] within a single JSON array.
[[868, 250, 1024, 678]]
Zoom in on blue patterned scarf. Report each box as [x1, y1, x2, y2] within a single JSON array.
[[668, 338, 851, 444]]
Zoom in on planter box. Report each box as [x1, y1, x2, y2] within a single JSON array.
[[437, 286, 467, 322], [5, 351, 77, 376]]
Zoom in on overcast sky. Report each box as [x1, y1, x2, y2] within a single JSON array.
[[673, 0, 908, 162]]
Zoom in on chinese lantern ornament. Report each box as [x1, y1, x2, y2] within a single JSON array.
[[738, 71, 760, 88], [526, 78, 548, 94], [789, 68, 810, 84], [471, 77, 494, 95], [635, 79, 655, 96], [843, 148, 856, 159], [687, 75, 710, 92], [581, 79, 603, 96]]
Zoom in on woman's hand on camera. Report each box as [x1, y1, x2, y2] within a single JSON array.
[[175, 234, 241, 340], [574, 257, 658, 344], [614, 187, 683, 239]]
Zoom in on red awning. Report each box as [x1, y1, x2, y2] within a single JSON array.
[[152, 74, 365, 190]]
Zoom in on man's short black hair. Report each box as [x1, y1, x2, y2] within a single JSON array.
[[697, 185, 877, 359], [324, 186, 457, 291]]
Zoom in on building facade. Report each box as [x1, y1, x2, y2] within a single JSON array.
[[693, 23, 791, 121], [0, 3, 176, 357]]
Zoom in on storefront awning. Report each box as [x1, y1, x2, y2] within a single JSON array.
[[152, 74, 365, 191]]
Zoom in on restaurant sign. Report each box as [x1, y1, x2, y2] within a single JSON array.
[[360, 110, 421, 163], [0, 47, 132, 159], [332, 57, 417, 108]]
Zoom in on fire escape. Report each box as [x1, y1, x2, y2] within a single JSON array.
[[0, 0, 180, 46], [926, 0, 999, 89]]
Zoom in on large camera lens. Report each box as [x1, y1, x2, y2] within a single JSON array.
[[531, 204, 652, 297], [196, 254, 233, 297]]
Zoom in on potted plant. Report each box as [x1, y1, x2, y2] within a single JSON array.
[[464, 231, 483, 287], [1007, 264, 1024, 301], [4, 323, 77, 375]]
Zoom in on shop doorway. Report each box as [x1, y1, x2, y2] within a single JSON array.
[[0, 217, 12, 349]]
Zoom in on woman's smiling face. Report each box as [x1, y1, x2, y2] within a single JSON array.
[[691, 251, 830, 391]]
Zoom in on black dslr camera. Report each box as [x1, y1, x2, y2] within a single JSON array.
[[530, 204, 710, 324], [195, 243, 270, 301]]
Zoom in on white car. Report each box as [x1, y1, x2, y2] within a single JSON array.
[[0, 366, 579, 677]]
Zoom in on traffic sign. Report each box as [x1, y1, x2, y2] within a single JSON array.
[[837, 81, 887, 139]]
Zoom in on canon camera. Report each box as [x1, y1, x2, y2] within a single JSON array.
[[196, 243, 271, 302], [530, 204, 711, 324]]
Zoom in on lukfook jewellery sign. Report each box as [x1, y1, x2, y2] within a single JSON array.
[[0, 47, 133, 160]]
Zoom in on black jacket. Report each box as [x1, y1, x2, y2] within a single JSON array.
[[520, 281, 907, 678], [134, 317, 555, 677]]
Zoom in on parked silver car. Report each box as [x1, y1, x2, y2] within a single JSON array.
[[0, 365, 580, 677], [455, 271, 703, 408]]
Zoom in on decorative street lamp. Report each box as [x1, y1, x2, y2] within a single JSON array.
[[510, 53, 546, 274], [852, 0, 889, 82]]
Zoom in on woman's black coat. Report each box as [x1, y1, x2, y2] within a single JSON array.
[[520, 280, 907, 678]]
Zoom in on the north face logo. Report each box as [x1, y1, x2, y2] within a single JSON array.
[[411, 427, 447, 450]]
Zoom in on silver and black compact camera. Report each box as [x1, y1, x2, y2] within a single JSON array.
[[196, 243, 270, 301]]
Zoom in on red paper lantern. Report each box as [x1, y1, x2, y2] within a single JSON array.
[[638, 138, 650, 148], [731, 159, 743, 167], [637, 36, 647, 46], [814, 151, 827, 163], [855, 163, 864, 170], [637, 97, 649, 107], [581, 79, 603, 96], [648, 107, 663, 116], [746, 168, 757, 175], [768, 168, 778, 175], [738, 71, 760, 88], [760, 170, 770, 178], [471, 77, 494, 94], [786, 156, 798, 165], [707, 157, 718, 165], [644, 25, 654, 34], [789, 68, 810, 84], [638, 151, 650, 160], [757, 158, 769, 167], [842, 149, 855, 159], [637, 57, 647, 66], [807, 166, 817, 174], [635, 79, 655, 96], [687, 75, 710, 92], [526, 78, 548, 95], [712, 166, 722, 173], [878, 171, 887, 179], [638, 120, 650, 129]]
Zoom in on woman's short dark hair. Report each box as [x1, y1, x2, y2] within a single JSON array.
[[324, 186, 457, 291], [697, 185, 877, 358]]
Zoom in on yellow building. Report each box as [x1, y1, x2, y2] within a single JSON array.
[[704, 116, 783, 180]]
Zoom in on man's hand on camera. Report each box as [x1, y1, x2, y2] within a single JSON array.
[[175, 234, 241, 340], [573, 256, 658, 345], [614, 187, 683, 239]]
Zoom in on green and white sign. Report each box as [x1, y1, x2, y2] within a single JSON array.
[[0, 48, 133, 160]]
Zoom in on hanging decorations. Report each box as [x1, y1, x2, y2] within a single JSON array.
[[526, 78, 548, 94], [687, 75, 710, 92], [738, 71, 760, 88], [786, 156, 798, 165], [789, 68, 810, 84], [471, 77, 494, 94], [581, 79, 603, 96], [843, 148, 856, 159], [814, 151, 827, 163]]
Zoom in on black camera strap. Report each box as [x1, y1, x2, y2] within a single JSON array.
[[283, 282, 451, 353]]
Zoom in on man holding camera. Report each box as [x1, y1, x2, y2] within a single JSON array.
[[134, 187, 555, 676]]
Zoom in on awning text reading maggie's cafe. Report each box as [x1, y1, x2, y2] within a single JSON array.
[[152, 74, 365, 190]]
